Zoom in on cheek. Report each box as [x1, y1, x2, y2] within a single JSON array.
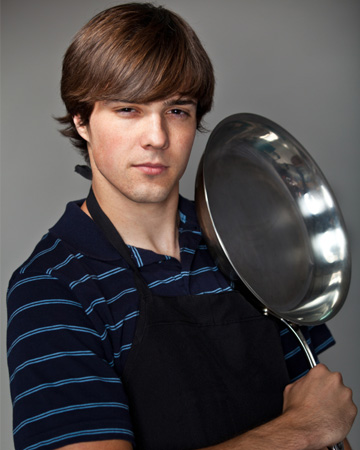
[[90, 130, 125, 167], [175, 132, 196, 175], [180, 129, 196, 159]]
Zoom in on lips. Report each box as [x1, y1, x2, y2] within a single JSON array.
[[133, 162, 168, 175]]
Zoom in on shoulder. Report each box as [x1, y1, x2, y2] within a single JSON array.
[[6, 200, 134, 327], [8, 199, 126, 288]]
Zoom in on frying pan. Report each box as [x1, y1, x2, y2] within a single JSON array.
[[195, 113, 351, 450]]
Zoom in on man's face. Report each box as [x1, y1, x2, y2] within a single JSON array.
[[75, 97, 197, 207]]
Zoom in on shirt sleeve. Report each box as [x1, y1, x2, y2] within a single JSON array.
[[7, 270, 135, 450], [279, 322, 335, 382]]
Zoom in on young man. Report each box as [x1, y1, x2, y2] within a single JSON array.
[[7, 3, 356, 450]]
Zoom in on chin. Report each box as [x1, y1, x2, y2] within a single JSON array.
[[125, 189, 174, 205]]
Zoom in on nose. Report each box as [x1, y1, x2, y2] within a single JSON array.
[[141, 114, 169, 150]]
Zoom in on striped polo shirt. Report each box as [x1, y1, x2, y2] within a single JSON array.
[[7, 196, 334, 450]]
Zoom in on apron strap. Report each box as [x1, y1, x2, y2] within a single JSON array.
[[86, 187, 149, 294]]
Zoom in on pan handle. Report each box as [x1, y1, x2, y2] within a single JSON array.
[[279, 317, 344, 450]]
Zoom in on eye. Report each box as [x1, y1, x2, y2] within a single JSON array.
[[168, 108, 189, 117], [116, 107, 137, 114]]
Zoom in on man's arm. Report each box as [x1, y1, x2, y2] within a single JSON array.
[[57, 365, 356, 450], [58, 440, 132, 449], [202, 364, 356, 450], [58, 440, 351, 450]]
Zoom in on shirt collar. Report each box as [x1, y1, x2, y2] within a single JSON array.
[[49, 196, 202, 265]]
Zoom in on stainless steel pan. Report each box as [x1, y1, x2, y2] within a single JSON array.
[[195, 113, 351, 450], [195, 113, 351, 325]]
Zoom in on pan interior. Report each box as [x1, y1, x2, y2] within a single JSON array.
[[204, 142, 312, 313], [199, 114, 351, 325]]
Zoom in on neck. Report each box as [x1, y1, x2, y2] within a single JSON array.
[[82, 183, 181, 261]]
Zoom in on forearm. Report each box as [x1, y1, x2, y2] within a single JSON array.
[[201, 418, 352, 450], [53, 429, 352, 450], [200, 411, 315, 450], [199, 363, 357, 450]]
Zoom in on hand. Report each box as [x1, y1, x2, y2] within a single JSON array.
[[282, 364, 357, 449]]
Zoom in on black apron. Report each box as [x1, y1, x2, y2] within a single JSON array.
[[86, 189, 290, 450]]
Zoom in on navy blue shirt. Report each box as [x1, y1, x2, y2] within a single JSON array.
[[7, 196, 334, 450]]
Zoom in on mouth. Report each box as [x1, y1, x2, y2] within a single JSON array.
[[133, 162, 168, 176]]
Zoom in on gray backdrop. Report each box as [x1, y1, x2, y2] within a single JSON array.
[[1, 0, 359, 448]]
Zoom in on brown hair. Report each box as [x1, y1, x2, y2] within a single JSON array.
[[57, 2, 215, 162]]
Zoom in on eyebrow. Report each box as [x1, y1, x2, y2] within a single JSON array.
[[163, 98, 197, 107], [104, 98, 197, 107]]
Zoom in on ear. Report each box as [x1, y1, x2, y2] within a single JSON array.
[[73, 115, 90, 142]]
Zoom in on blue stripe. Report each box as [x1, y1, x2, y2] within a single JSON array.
[[180, 247, 195, 255], [84, 296, 106, 315], [179, 228, 202, 235], [149, 272, 185, 288], [113, 343, 132, 359], [197, 286, 232, 295], [8, 299, 82, 327], [20, 239, 62, 274], [46, 253, 84, 275], [7, 275, 58, 299], [13, 376, 121, 406], [69, 267, 126, 289], [290, 369, 310, 382], [85, 288, 138, 315], [107, 287, 137, 305], [130, 246, 143, 267], [23, 428, 134, 450], [284, 336, 312, 360], [284, 346, 301, 360], [9, 310, 139, 358], [14, 402, 129, 435], [190, 266, 219, 276], [179, 211, 187, 223], [8, 325, 100, 357], [10, 351, 96, 383], [314, 336, 335, 353], [149, 266, 218, 289], [99, 311, 139, 340]]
